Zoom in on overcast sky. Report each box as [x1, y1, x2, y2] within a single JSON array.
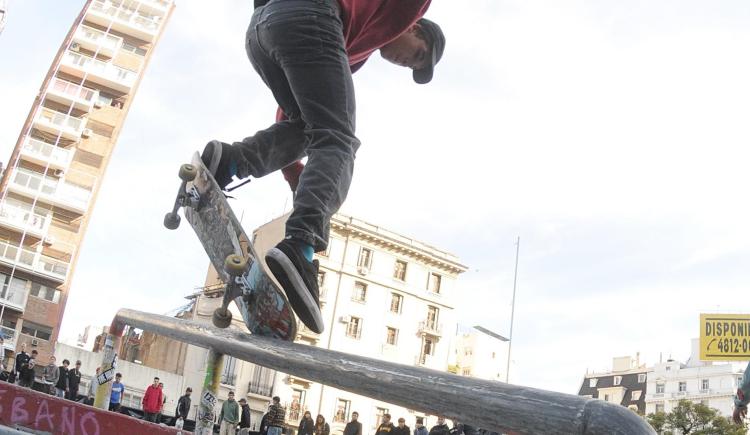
[[1, 0, 750, 395]]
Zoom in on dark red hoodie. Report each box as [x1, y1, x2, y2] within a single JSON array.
[[280, 0, 432, 188]]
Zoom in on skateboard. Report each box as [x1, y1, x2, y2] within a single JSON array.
[[163, 152, 297, 340]]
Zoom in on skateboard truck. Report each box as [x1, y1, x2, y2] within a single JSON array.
[[164, 164, 200, 230], [212, 254, 248, 328]]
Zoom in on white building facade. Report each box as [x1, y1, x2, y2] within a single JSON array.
[[454, 326, 509, 382], [255, 214, 467, 434], [645, 340, 743, 417]]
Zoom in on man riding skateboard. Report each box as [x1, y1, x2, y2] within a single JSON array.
[[201, 0, 446, 334]]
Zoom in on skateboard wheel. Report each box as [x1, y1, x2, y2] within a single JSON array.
[[224, 254, 247, 276], [178, 164, 197, 182], [163, 212, 181, 230], [212, 308, 232, 328]]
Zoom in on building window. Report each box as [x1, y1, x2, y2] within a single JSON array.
[[346, 317, 362, 339], [418, 337, 435, 364], [121, 41, 147, 56], [0, 274, 28, 303], [492, 352, 496, 359], [656, 383, 665, 394], [386, 327, 398, 346], [20, 321, 52, 341], [317, 271, 326, 287], [389, 293, 403, 314], [29, 282, 61, 303], [678, 381, 687, 392], [638, 373, 646, 383], [334, 399, 350, 423], [701, 379, 709, 390], [221, 356, 237, 386], [352, 282, 367, 302], [393, 260, 407, 281], [374, 407, 389, 429], [426, 306, 439, 330], [289, 389, 306, 421], [603, 394, 611, 402], [427, 272, 442, 293], [613, 376, 622, 386], [589, 378, 598, 388], [655, 403, 664, 413], [631, 390, 641, 401], [248, 365, 275, 397], [357, 247, 372, 269], [464, 348, 472, 356], [462, 368, 471, 376]]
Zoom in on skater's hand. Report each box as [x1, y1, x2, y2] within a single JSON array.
[[733, 406, 747, 424]]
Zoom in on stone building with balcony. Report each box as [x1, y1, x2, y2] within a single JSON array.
[[0, 0, 173, 365], [251, 213, 466, 435], [644, 339, 744, 417]]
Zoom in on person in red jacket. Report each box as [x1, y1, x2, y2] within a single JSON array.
[[201, 0, 445, 335], [142, 377, 163, 423]]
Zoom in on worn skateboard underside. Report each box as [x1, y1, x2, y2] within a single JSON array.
[[183, 152, 297, 339]]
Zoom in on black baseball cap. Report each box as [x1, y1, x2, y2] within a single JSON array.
[[413, 18, 445, 84]]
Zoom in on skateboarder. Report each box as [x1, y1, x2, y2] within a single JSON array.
[[201, 0, 445, 333]]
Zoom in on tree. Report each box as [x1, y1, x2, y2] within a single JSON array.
[[646, 400, 747, 435]]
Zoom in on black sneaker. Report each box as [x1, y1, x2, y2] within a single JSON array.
[[266, 238, 324, 333], [201, 140, 235, 190]]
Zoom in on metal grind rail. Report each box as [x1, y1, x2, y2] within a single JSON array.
[[110, 309, 656, 435]]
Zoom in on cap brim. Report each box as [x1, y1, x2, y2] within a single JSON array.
[[413, 67, 433, 84]]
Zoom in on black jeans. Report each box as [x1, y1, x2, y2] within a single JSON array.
[[235, 0, 359, 251]]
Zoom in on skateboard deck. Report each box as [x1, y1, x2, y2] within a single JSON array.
[[164, 152, 297, 340]]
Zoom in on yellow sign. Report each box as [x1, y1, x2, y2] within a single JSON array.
[[700, 313, 750, 360]]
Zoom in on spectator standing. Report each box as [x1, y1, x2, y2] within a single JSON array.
[[42, 355, 59, 395], [142, 377, 163, 423], [375, 414, 395, 435], [259, 412, 269, 435], [414, 418, 428, 435], [175, 387, 192, 426], [429, 417, 451, 435], [110, 373, 125, 412], [314, 415, 330, 435], [14, 343, 29, 383], [19, 349, 36, 388], [218, 391, 241, 435], [343, 411, 362, 435], [67, 360, 82, 401], [299, 410, 315, 435], [239, 397, 251, 435], [393, 418, 410, 435], [266, 396, 285, 435], [55, 359, 70, 398], [87, 367, 100, 405], [156, 382, 166, 422]]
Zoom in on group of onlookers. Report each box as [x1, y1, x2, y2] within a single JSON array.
[[9, 343, 85, 401]]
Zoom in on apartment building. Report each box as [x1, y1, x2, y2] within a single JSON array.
[[578, 355, 650, 414], [0, 0, 173, 363], [644, 339, 744, 417], [453, 326, 509, 382], [253, 213, 467, 434]]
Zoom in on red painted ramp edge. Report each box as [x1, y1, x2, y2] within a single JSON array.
[[0, 382, 186, 434]]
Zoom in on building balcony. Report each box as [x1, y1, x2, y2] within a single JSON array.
[[0, 240, 69, 283], [46, 77, 99, 113], [73, 25, 123, 58], [136, 0, 171, 16], [296, 321, 321, 342], [32, 108, 87, 141], [417, 320, 443, 337], [0, 327, 18, 350], [19, 137, 74, 172], [247, 381, 273, 398], [60, 50, 137, 93], [0, 200, 52, 239], [415, 353, 438, 369], [85, 0, 164, 43], [0, 282, 29, 313], [7, 168, 94, 214]]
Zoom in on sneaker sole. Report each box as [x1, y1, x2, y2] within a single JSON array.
[[266, 248, 324, 333], [204, 140, 222, 175]]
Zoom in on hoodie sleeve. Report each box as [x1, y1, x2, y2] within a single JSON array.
[[735, 363, 750, 408]]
